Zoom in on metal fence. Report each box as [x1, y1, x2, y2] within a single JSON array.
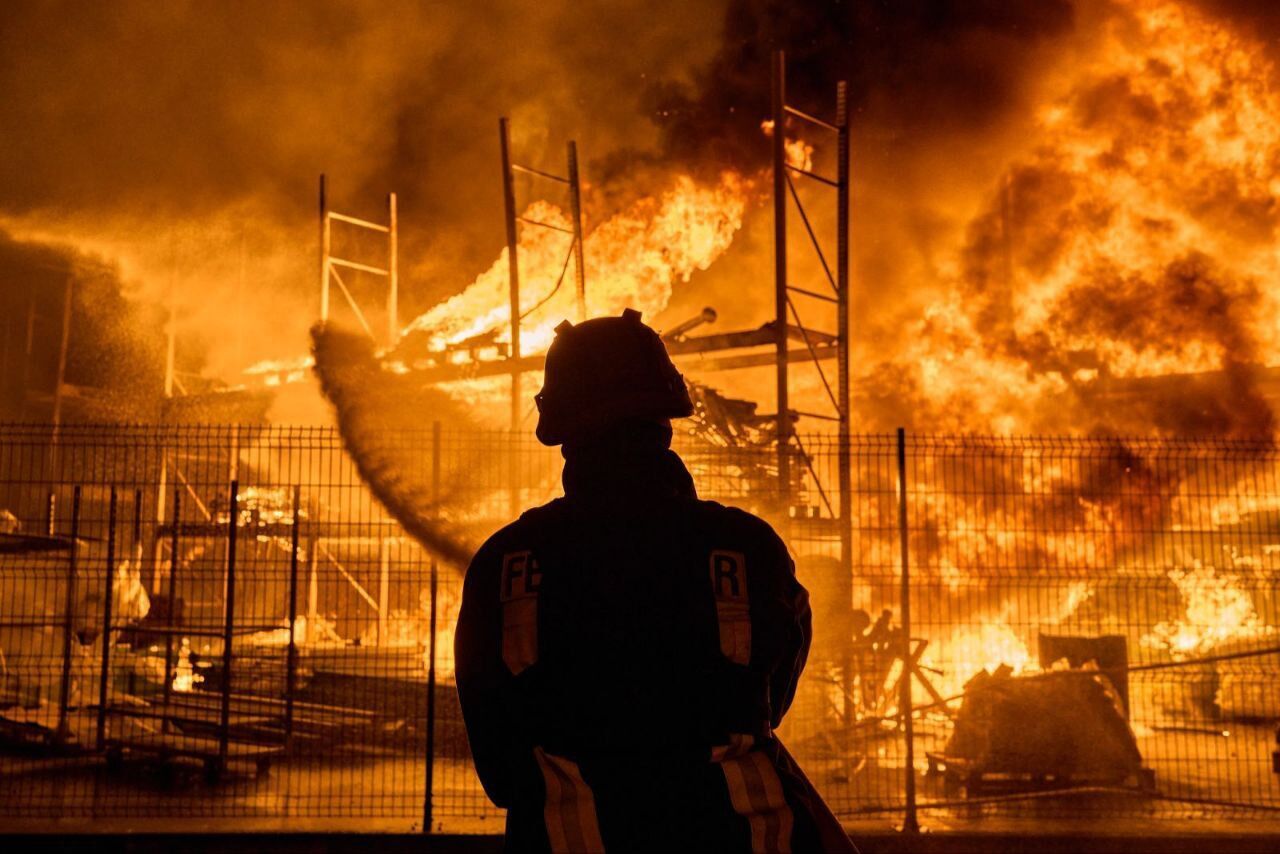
[[0, 423, 1276, 832]]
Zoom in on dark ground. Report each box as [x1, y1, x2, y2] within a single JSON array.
[[2, 828, 1279, 854]]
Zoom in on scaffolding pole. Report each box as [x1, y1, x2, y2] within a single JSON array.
[[389, 193, 399, 346], [768, 50, 852, 536], [318, 174, 399, 347], [772, 51, 791, 510], [497, 118, 589, 431], [319, 174, 330, 322], [567, 141, 587, 322], [837, 81, 856, 737], [499, 118, 523, 433]]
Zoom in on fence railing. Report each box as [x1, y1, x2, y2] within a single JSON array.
[[0, 423, 1276, 831]]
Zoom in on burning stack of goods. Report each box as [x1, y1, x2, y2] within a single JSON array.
[[930, 634, 1152, 795]]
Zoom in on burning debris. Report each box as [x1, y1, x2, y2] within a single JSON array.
[[933, 663, 1150, 795]]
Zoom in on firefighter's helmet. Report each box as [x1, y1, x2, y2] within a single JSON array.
[[534, 309, 694, 446]]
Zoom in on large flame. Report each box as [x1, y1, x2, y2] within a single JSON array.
[[881, 0, 1280, 438], [401, 172, 749, 355]]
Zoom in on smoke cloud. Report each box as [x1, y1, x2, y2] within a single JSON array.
[[3, 0, 1279, 439], [0, 0, 724, 386]]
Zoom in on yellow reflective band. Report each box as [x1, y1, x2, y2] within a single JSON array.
[[720, 747, 794, 854], [534, 747, 606, 853]]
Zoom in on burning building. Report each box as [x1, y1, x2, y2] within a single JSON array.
[[0, 0, 1278, 838]]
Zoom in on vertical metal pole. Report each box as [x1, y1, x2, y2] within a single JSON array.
[[219, 480, 240, 770], [772, 51, 791, 513], [319, 174, 331, 322], [161, 489, 180, 734], [567, 141, 587, 322], [154, 303, 174, 591], [153, 455, 169, 590], [46, 491, 56, 536], [896, 427, 919, 833], [228, 424, 240, 483], [56, 485, 81, 742], [835, 80, 855, 732], [377, 535, 390, 645], [132, 488, 143, 565], [388, 192, 399, 346], [97, 488, 118, 749], [499, 118, 522, 432], [423, 421, 441, 833], [306, 531, 319, 643], [285, 485, 301, 749]]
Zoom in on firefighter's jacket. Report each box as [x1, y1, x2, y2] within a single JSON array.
[[455, 447, 854, 852]]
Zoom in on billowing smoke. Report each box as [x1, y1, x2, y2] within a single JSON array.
[[0, 0, 725, 387], [4, 0, 1280, 443]]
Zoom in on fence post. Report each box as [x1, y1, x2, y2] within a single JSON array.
[[285, 485, 301, 750], [219, 479, 240, 773], [56, 485, 81, 742], [423, 421, 441, 834], [161, 489, 181, 734], [896, 428, 919, 833], [132, 488, 143, 565], [97, 487, 118, 749]]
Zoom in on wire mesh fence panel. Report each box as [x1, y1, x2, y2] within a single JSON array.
[[900, 434, 1280, 821], [0, 423, 1277, 830]]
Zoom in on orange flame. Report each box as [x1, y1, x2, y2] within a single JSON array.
[[1142, 562, 1275, 658], [401, 173, 749, 355], [886, 0, 1280, 435]]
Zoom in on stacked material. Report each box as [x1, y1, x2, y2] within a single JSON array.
[[944, 666, 1144, 782]]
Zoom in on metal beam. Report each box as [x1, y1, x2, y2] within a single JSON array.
[[499, 118, 522, 432], [388, 193, 399, 346], [399, 323, 843, 383], [836, 79, 854, 740], [328, 211, 390, 233], [682, 344, 837, 374], [329, 257, 389, 277], [319, 175, 330, 322], [567, 140, 587, 322], [773, 50, 791, 505]]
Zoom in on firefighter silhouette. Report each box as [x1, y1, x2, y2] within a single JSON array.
[[455, 309, 855, 853]]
